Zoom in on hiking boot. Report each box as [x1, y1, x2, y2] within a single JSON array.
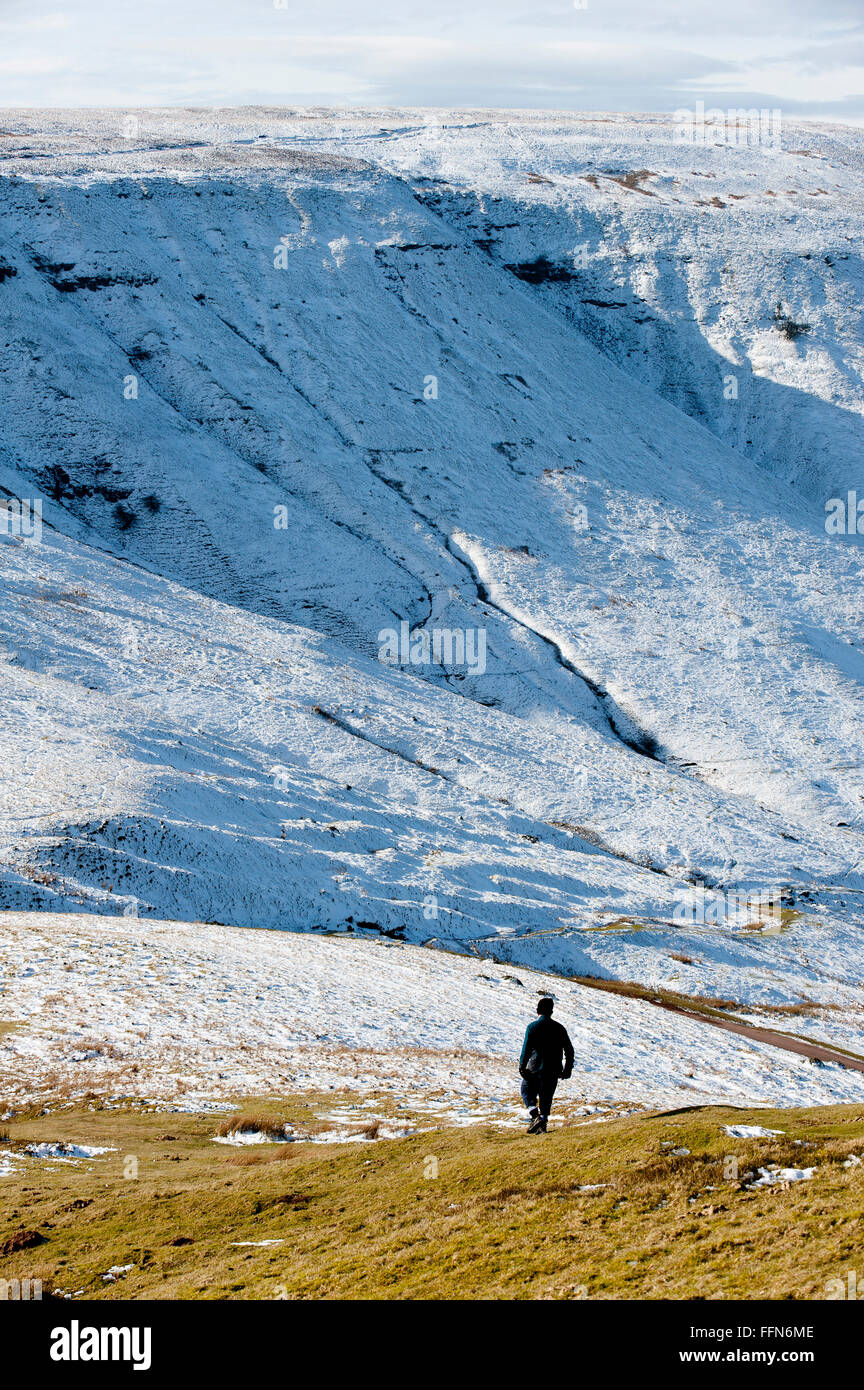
[[537, 1116, 548, 1133], [526, 1113, 544, 1134]]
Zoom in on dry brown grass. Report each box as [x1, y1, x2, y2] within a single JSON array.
[[747, 999, 842, 1019], [572, 974, 740, 1015], [223, 1148, 288, 1166], [215, 1114, 290, 1141], [2, 1097, 864, 1300], [353, 1120, 381, 1140]]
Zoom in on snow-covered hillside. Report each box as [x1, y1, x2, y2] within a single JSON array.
[[2, 911, 861, 1117], [1, 108, 863, 1074]]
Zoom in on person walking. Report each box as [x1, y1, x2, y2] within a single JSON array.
[[519, 996, 574, 1133]]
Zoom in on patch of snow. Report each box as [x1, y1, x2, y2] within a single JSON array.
[[25, 1142, 117, 1160], [229, 1239, 284, 1247], [723, 1125, 785, 1139], [747, 1166, 817, 1187], [212, 1130, 288, 1146]]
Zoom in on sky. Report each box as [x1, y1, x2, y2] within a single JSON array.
[[0, 0, 863, 124]]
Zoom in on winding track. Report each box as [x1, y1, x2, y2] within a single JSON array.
[[577, 978, 864, 1075]]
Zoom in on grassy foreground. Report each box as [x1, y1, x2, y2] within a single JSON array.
[[2, 1097, 863, 1300]]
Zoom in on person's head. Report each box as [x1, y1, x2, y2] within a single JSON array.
[[536, 997, 554, 1017]]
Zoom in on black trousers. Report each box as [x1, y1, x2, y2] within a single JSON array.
[[520, 1073, 558, 1118]]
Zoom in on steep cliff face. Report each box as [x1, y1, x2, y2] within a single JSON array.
[[0, 109, 863, 1027], [363, 110, 864, 504]]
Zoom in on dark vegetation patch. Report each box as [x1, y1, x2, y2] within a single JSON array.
[[40, 463, 132, 506], [774, 302, 811, 339], [0, 1228, 47, 1257], [31, 254, 157, 293], [112, 503, 137, 531], [506, 257, 579, 284]]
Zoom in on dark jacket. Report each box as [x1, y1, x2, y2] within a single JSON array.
[[519, 1016, 575, 1080]]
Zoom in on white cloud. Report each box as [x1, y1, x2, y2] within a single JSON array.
[[0, 0, 861, 122]]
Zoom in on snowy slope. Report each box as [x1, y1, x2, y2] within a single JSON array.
[[0, 109, 863, 1067], [2, 911, 861, 1117]]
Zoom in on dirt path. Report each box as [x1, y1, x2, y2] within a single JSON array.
[[649, 996, 864, 1073], [571, 973, 864, 1073]]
